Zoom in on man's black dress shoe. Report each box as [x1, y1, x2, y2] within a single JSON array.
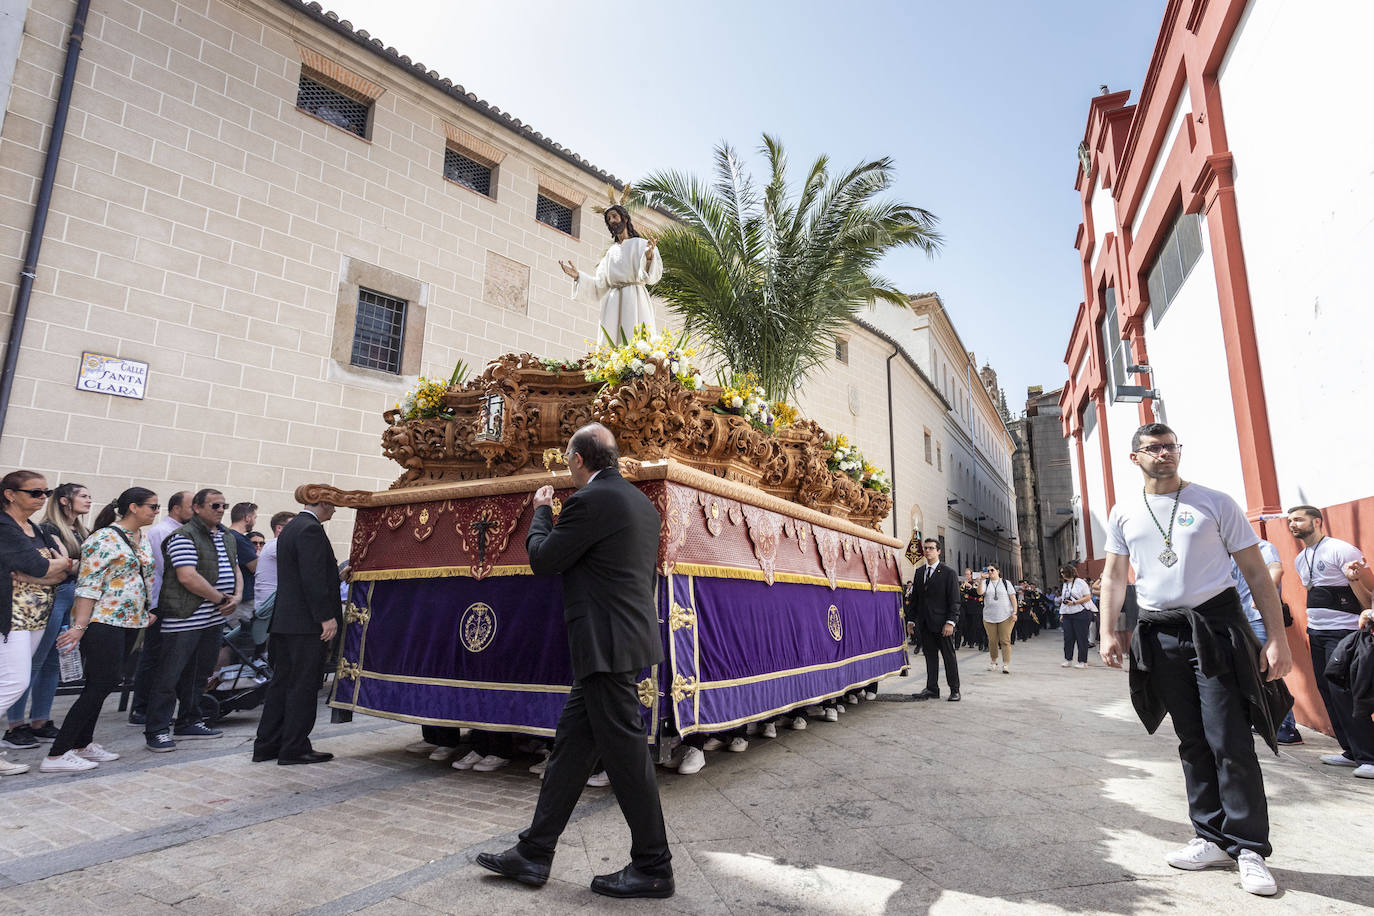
[[590, 864, 675, 899], [911, 689, 938, 701], [947, 691, 961, 702], [251, 748, 278, 762], [278, 750, 334, 765], [475, 847, 550, 887]]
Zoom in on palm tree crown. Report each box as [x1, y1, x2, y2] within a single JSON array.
[[637, 135, 941, 402]]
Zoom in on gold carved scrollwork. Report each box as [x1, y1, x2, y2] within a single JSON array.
[[637, 677, 659, 708], [671, 674, 698, 703], [669, 602, 696, 631], [343, 603, 370, 625], [337, 660, 362, 681], [542, 447, 567, 471]]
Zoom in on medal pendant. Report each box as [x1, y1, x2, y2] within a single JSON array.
[[1158, 547, 1178, 568]]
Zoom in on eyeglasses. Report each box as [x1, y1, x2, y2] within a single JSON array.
[[143, 503, 161, 511], [18, 488, 52, 498], [206, 502, 229, 511], [1135, 443, 1182, 457]]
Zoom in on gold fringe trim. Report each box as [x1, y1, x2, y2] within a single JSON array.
[[328, 702, 558, 738], [677, 667, 908, 736], [695, 644, 908, 690], [671, 562, 901, 592], [348, 669, 572, 693], [350, 564, 534, 582]]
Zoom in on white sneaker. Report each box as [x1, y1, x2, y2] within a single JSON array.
[[428, 745, 459, 761], [823, 707, 839, 722], [845, 693, 860, 705], [760, 722, 777, 739], [404, 739, 437, 755], [76, 743, 119, 762], [702, 737, 726, 751], [835, 703, 846, 714], [1237, 850, 1277, 896], [863, 690, 878, 701], [39, 750, 98, 774], [1353, 763, 1374, 779], [0, 752, 29, 776], [987, 662, 998, 671], [1061, 660, 1074, 668], [1002, 665, 1010, 675], [1074, 661, 1088, 669], [728, 736, 748, 753], [528, 756, 549, 778], [451, 750, 484, 770], [1320, 753, 1359, 768], [1166, 837, 1231, 870], [788, 715, 808, 730], [677, 746, 706, 775], [586, 770, 610, 787], [472, 755, 509, 772]]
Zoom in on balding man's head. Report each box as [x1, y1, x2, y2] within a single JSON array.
[[569, 423, 619, 472]]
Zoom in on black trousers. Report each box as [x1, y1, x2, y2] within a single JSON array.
[[145, 624, 220, 736], [517, 670, 671, 877], [129, 618, 162, 716], [1308, 628, 1374, 764], [255, 633, 326, 759], [1063, 612, 1092, 662], [50, 623, 139, 757], [422, 724, 462, 747], [1146, 626, 1270, 857], [920, 626, 959, 694]]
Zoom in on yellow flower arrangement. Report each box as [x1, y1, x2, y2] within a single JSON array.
[[771, 400, 800, 429], [715, 371, 775, 432], [584, 324, 702, 389]]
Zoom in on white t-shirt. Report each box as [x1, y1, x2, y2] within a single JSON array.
[[1060, 578, 1094, 615], [254, 539, 279, 608], [1296, 535, 1364, 631], [981, 579, 1017, 623], [1104, 481, 1258, 612]]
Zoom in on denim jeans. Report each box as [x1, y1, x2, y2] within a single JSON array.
[[5, 580, 72, 725]]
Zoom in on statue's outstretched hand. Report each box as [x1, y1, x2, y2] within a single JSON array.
[[558, 260, 579, 280]]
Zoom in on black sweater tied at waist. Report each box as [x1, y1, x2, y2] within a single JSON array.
[[1129, 587, 1293, 754]]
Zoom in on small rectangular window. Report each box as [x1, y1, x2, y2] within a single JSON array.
[[924, 429, 933, 464], [536, 194, 574, 234], [835, 338, 849, 364], [296, 73, 370, 138], [444, 147, 493, 197], [1147, 209, 1206, 328], [937, 444, 942, 471], [350, 288, 406, 374]]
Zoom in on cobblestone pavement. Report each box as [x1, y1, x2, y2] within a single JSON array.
[[1, 634, 1371, 914]]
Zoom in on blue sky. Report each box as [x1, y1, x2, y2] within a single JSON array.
[[320, 0, 1167, 410]]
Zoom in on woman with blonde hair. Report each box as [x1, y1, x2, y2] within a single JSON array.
[[3, 482, 90, 748], [978, 564, 1018, 674], [0, 471, 74, 775]]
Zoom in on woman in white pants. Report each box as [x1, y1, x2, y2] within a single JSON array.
[[0, 471, 74, 775]]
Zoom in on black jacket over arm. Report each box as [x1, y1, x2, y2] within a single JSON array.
[[908, 563, 962, 632], [269, 511, 341, 636], [526, 467, 663, 680]]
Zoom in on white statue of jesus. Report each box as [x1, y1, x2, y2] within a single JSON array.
[[559, 204, 661, 342]]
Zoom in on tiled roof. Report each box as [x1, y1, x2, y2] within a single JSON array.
[[286, 1, 627, 189]]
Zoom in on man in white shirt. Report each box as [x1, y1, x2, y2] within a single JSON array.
[[1287, 505, 1374, 777], [1099, 423, 1292, 897], [127, 490, 193, 726]]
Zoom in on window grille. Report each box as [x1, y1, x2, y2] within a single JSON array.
[[296, 74, 369, 138], [924, 430, 933, 464], [535, 194, 574, 234], [1146, 210, 1204, 327], [1101, 286, 1127, 395], [835, 338, 849, 363], [350, 288, 406, 373], [444, 148, 493, 196]]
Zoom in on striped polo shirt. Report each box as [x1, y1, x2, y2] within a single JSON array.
[[161, 530, 234, 632]]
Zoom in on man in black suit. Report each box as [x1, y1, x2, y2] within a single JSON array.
[[252, 500, 341, 765], [908, 538, 962, 702], [477, 423, 673, 899]]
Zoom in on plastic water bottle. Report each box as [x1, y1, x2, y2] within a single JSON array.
[[57, 627, 83, 682]]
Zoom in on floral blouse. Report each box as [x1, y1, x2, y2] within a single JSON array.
[[75, 527, 153, 628]]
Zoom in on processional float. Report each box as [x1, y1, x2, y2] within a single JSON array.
[[307, 349, 908, 745]]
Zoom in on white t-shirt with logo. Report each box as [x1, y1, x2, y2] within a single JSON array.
[[1296, 536, 1364, 631], [1104, 482, 1258, 613], [982, 579, 1017, 623]]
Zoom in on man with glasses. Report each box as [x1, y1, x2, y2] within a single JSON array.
[[145, 489, 241, 752], [907, 538, 962, 702], [1098, 423, 1292, 896]]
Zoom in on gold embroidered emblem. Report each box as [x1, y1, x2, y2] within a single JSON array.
[[551, 497, 563, 517], [418, 508, 429, 525], [343, 602, 370, 625], [337, 660, 362, 681], [827, 605, 843, 642], [671, 674, 698, 703], [460, 602, 498, 653], [669, 602, 696, 631], [637, 677, 658, 708]]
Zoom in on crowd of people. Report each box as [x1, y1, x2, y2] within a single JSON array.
[[0, 469, 344, 777]]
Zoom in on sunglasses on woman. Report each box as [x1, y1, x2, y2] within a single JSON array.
[[18, 488, 52, 498]]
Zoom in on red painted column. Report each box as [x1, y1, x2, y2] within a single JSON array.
[[1192, 152, 1281, 520]]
